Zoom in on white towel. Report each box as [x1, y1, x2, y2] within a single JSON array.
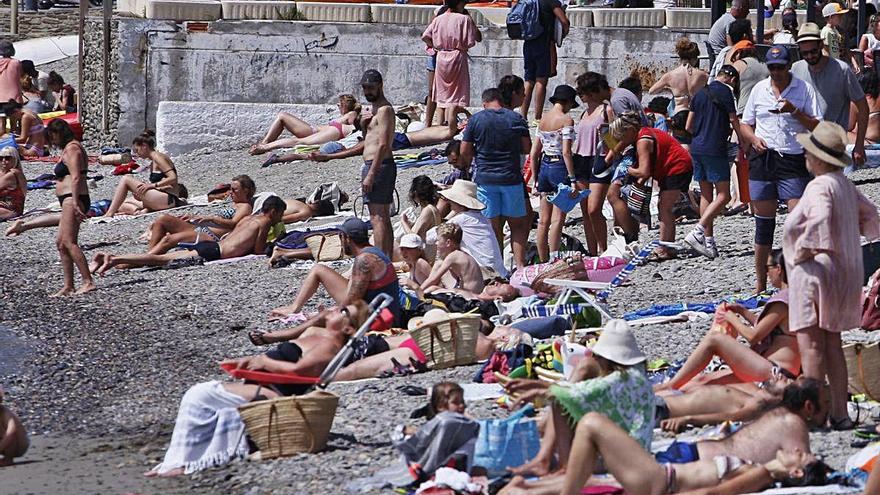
[[152, 381, 249, 475]]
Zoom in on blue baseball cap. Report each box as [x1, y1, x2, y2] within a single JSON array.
[[765, 45, 790, 65]]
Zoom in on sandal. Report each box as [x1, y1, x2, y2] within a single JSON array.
[[397, 385, 427, 396], [646, 249, 677, 263], [829, 416, 855, 431], [248, 330, 269, 346], [260, 153, 280, 168]]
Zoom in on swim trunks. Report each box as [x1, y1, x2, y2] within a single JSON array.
[[393, 132, 412, 151], [654, 440, 700, 464], [361, 158, 397, 205], [191, 241, 222, 262]]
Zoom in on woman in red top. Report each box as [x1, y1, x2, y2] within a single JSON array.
[[610, 111, 693, 259]]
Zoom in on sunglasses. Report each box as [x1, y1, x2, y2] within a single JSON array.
[[0, 156, 12, 161], [767, 64, 788, 71]]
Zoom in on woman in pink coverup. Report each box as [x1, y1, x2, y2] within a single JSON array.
[[783, 121, 880, 430], [422, 0, 481, 128]]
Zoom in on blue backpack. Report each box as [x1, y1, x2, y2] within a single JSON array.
[[506, 0, 544, 41]]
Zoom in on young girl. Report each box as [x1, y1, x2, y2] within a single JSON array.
[[399, 233, 432, 289], [421, 0, 481, 131], [394, 382, 476, 481], [3, 99, 48, 157], [529, 84, 578, 262], [104, 130, 187, 217]]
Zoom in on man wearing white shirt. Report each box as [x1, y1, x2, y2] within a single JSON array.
[[425, 180, 508, 279], [740, 44, 821, 293]]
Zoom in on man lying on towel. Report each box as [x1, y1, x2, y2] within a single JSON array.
[[91, 196, 286, 274], [269, 217, 402, 326]]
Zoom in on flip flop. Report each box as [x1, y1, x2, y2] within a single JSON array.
[[397, 385, 427, 396], [248, 330, 269, 346], [261, 153, 280, 168]]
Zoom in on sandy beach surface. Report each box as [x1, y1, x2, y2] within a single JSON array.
[[1, 137, 878, 493]]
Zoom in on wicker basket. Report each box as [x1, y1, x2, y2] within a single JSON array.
[[304, 233, 345, 261], [844, 341, 880, 401], [410, 313, 481, 369], [238, 390, 339, 459]]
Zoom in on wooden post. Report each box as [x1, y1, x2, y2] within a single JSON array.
[[859, 0, 867, 42], [10, 0, 18, 35], [756, 0, 764, 47], [78, 0, 86, 132], [102, 0, 111, 132]]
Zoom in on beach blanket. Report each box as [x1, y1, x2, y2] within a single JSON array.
[[622, 293, 772, 321], [205, 254, 266, 266], [152, 381, 249, 475]]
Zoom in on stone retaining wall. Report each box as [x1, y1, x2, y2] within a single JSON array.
[[0, 7, 96, 42]]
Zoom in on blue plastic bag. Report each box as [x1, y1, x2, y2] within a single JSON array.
[[548, 184, 590, 213], [473, 405, 541, 476]]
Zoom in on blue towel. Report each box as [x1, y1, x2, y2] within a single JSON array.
[[548, 185, 590, 213]]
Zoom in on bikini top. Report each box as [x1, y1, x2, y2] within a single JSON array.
[[149, 164, 177, 184], [54, 160, 71, 179], [714, 455, 751, 479], [218, 205, 236, 219]]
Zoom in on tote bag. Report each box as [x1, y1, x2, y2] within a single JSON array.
[[473, 405, 541, 476]]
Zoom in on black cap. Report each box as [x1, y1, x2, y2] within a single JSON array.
[[548, 84, 580, 109], [21, 60, 37, 78], [340, 217, 370, 243], [360, 69, 383, 86], [0, 41, 14, 58], [719, 64, 740, 79]]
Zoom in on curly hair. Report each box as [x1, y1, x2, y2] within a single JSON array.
[[338, 94, 362, 114], [409, 175, 439, 206], [609, 111, 643, 141]]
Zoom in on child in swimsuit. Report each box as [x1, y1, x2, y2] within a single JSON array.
[[0, 146, 25, 219]]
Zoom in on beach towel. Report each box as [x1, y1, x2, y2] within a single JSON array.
[[152, 381, 249, 475], [623, 293, 773, 321], [394, 411, 480, 478]]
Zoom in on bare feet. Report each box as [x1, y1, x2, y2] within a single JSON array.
[[498, 475, 531, 495], [96, 254, 115, 276], [50, 287, 74, 297], [268, 305, 299, 321], [249, 143, 268, 156], [143, 467, 184, 477], [75, 281, 97, 295], [508, 456, 552, 477], [5, 220, 23, 237], [89, 253, 107, 274]]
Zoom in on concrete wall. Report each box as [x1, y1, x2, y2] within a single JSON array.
[[85, 16, 708, 146]]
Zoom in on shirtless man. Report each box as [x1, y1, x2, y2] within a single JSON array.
[[421, 222, 484, 294], [436, 280, 521, 302], [91, 196, 285, 273], [359, 69, 396, 257], [269, 217, 402, 326]]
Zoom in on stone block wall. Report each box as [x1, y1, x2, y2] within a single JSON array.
[[0, 7, 93, 42], [81, 17, 120, 147]]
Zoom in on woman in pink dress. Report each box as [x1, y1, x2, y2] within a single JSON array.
[[784, 121, 880, 429], [422, 0, 480, 129]]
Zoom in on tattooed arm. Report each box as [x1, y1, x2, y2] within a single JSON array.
[[344, 252, 377, 305]]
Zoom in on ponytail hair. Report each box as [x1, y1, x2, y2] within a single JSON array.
[[338, 94, 362, 114]]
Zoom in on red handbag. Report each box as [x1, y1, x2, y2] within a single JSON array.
[[862, 274, 880, 331]]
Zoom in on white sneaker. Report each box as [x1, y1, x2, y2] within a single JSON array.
[[706, 242, 719, 259], [684, 229, 713, 258]]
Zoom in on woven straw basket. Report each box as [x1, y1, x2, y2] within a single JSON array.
[[238, 390, 339, 459], [844, 342, 880, 401], [410, 313, 481, 370], [304, 233, 345, 262]]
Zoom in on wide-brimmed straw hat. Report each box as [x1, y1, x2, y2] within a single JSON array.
[[591, 319, 646, 366], [439, 180, 486, 211], [407, 308, 454, 331], [796, 121, 851, 169]]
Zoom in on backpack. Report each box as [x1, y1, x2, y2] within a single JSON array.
[[506, 0, 544, 41], [306, 182, 348, 213]]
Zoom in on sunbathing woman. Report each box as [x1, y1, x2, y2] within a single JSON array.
[[103, 130, 186, 217], [555, 413, 828, 495], [655, 249, 799, 392], [3, 100, 48, 157], [0, 147, 25, 220], [145, 175, 256, 255], [249, 94, 360, 155], [145, 302, 369, 477]]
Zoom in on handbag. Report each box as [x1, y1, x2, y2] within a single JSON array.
[[530, 254, 588, 296], [473, 405, 541, 477], [843, 341, 880, 401], [304, 232, 345, 261], [237, 390, 339, 459], [409, 313, 481, 369], [862, 271, 880, 331], [626, 177, 653, 218]]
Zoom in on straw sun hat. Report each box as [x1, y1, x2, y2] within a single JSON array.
[[591, 319, 647, 366], [407, 308, 457, 331], [796, 121, 851, 169], [439, 180, 486, 211]]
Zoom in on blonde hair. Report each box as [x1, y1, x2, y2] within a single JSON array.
[[610, 111, 643, 141], [0, 146, 21, 170], [436, 222, 463, 244], [675, 37, 700, 61], [338, 94, 362, 114]]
